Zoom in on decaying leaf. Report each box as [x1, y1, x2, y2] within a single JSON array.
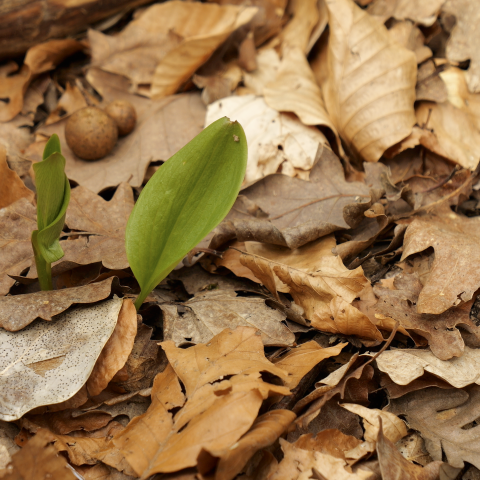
[[209, 146, 373, 250], [376, 347, 480, 388], [161, 289, 295, 347], [319, 0, 417, 162], [0, 277, 117, 331], [0, 145, 33, 209], [367, 0, 445, 26], [0, 297, 123, 421], [205, 95, 329, 182], [388, 385, 480, 469]]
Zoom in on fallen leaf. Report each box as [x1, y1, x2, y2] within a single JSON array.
[[45, 82, 89, 125], [209, 146, 372, 250], [215, 410, 296, 480], [0, 297, 123, 421], [367, 0, 445, 26], [371, 272, 479, 359], [161, 289, 294, 347], [319, 0, 417, 162], [86, 299, 137, 397], [273, 340, 347, 390], [443, 0, 480, 93], [242, 48, 281, 96], [205, 95, 329, 183], [376, 346, 480, 388], [396, 432, 434, 466], [388, 20, 432, 64], [387, 385, 480, 469], [376, 421, 444, 480], [0, 144, 33, 209], [0, 120, 34, 171], [1, 429, 76, 480], [33, 93, 205, 193], [402, 210, 480, 314], [0, 277, 117, 331], [416, 60, 448, 103], [0, 421, 19, 470]]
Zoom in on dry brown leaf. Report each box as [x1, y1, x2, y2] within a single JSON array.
[[193, 63, 242, 105], [0, 277, 117, 331], [376, 347, 480, 388], [416, 61, 448, 103], [388, 20, 432, 64], [1, 429, 76, 480], [443, 0, 480, 93], [0, 64, 31, 123], [388, 385, 480, 469], [0, 297, 123, 421], [243, 48, 281, 95], [402, 210, 480, 314], [46, 82, 89, 125], [367, 0, 445, 26], [376, 422, 444, 480], [0, 119, 34, 167], [161, 289, 295, 347], [318, 0, 417, 162], [396, 432, 434, 466], [206, 95, 329, 182], [86, 299, 137, 397], [209, 146, 372, 250], [372, 272, 479, 359], [0, 422, 19, 470], [273, 340, 347, 389], [33, 93, 205, 193], [215, 410, 296, 480], [0, 144, 33, 209]]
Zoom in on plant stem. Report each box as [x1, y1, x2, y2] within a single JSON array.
[[34, 248, 53, 291], [134, 291, 148, 311]]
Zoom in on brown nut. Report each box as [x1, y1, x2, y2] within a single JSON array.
[[65, 106, 118, 161], [105, 100, 137, 136]]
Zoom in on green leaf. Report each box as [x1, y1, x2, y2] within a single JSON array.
[[126, 117, 248, 309], [32, 137, 71, 290]]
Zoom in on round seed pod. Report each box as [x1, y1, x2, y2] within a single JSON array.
[[65, 106, 118, 161], [105, 100, 137, 136]]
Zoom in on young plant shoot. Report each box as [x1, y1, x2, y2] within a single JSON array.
[[126, 117, 247, 310], [32, 134, 71, 290]]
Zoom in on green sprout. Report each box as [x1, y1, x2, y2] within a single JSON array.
[[32, 134, 71, 291], [126, 117, 247, 310]]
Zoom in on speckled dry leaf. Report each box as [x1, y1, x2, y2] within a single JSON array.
[[340, 404, 407, 443], [387, 386, 480, 469], [32, 93, 205, 193], [376, 423, 444, 480], [263, 46, 339, 145], [443, 0, 480, 93], [205, 95, 329, 182], [240, 237, 382, 340], [402, 210, 480, 314], [0, 297, 123, 421], [0, 144, 33, 209], [376, 347, 480, 388], [0, 198, 37, 296], [161, 289, 294, 347], [372, 272, 479, 359], [367, 0, 445, 26], [209, 146, 372, 250], [0, 277, 116, 331], [86, 299, 137, 397], [215, 410, 296, 480], [1, 429, 76, 480], [319, 0, 417, 162], [273, 341, 347, 389], [270, 438, 372, 480], [396, 432, 433, 466]]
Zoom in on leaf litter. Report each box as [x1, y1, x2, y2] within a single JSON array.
[[3, 0, 480, 478]]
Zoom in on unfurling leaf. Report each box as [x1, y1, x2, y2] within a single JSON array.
[[126, 117, 247, 309], [31, 134, 71, 290]]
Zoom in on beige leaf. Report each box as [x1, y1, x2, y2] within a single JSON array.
[[205, 95, 328, 182], [367, 0, 445, 26], [320, 0, 417, 162], [376, 347, 480, 388], [0, 297, 123, 421], [340, 403, 407, 443], [45, 82, 89, 125], [243, 48, 281, 95]]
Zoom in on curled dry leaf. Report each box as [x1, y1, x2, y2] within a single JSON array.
[[0, 144, 33, 209], [388, 385, 480, 469], [86, 299, 137, 397], [376, 347, 480, 388], [205, 95, 329, 183], [0, 297, 123, 421], [215, 410, 297, 480], [209, 146, 372, 250], [46, 82, 89, 125], [0, 277, 116, 332], [33, 93, 205, 193], [318, 0, 417, 162], [161, 289, 295, 347]]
